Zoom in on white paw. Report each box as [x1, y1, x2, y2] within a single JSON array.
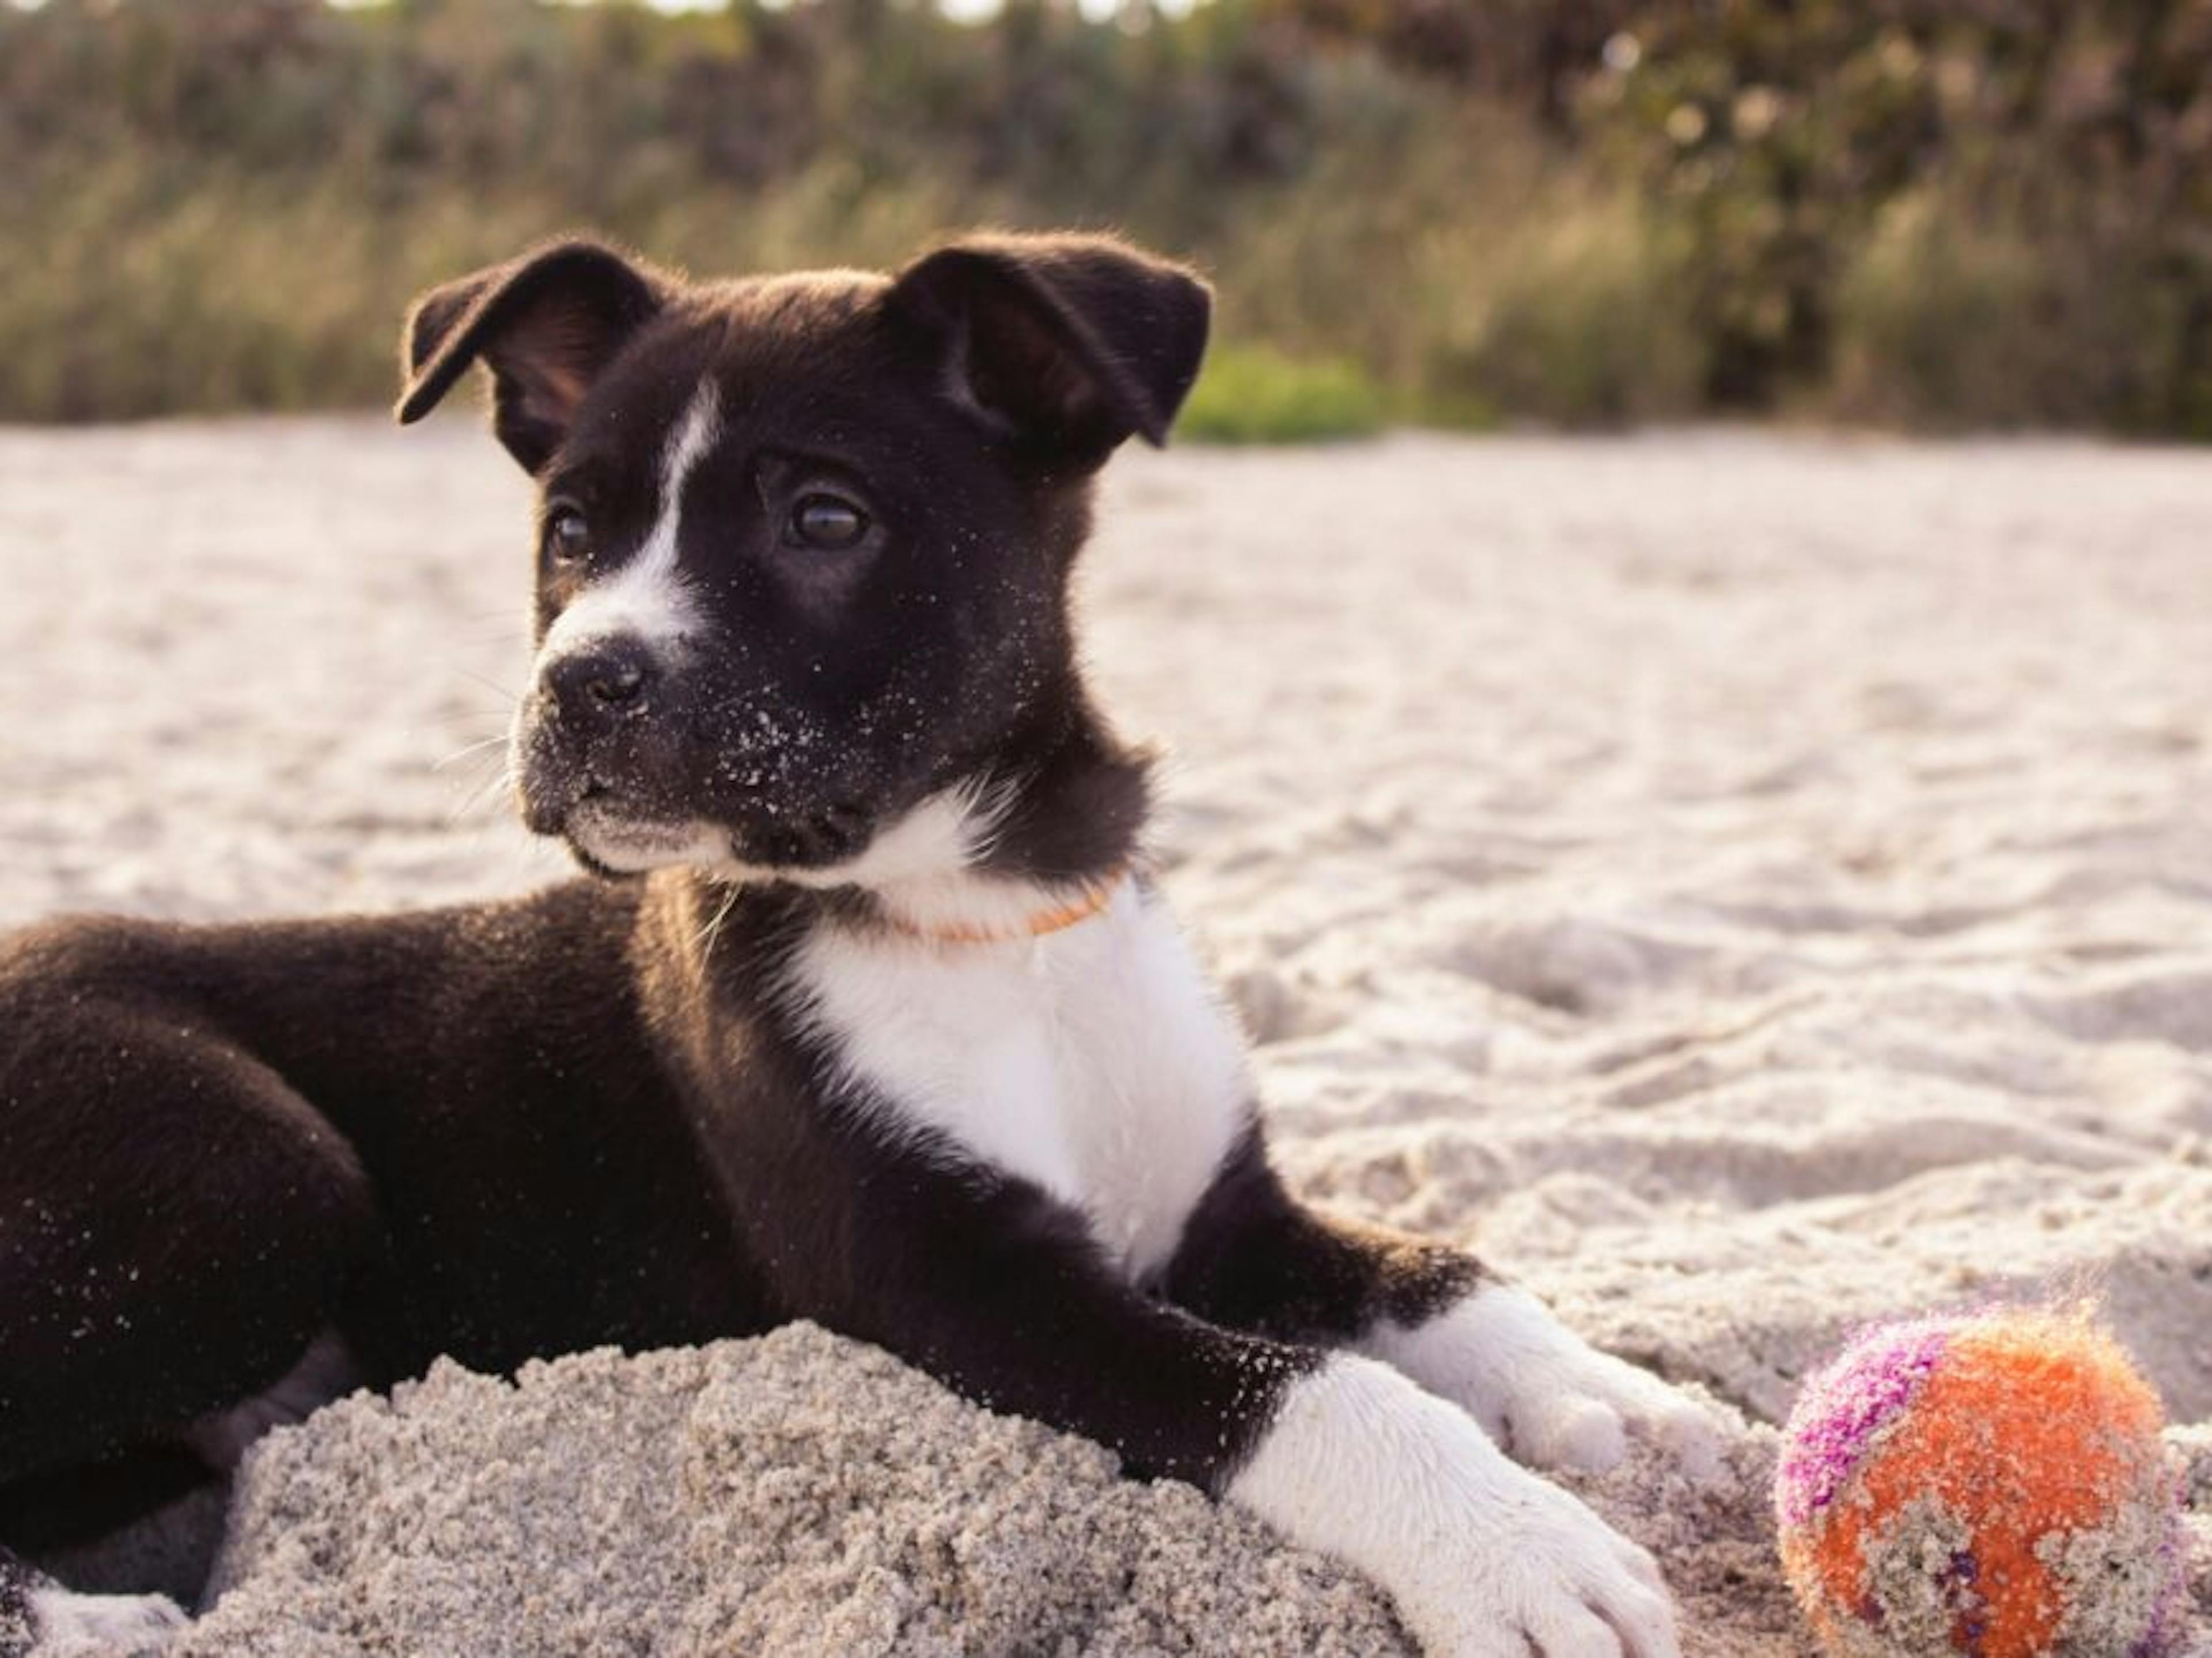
[[28, 1585, 188, 1653], [1411, 1461, 1680, 1658], [1368, 1285, 1723, 1483], [1230, 1355, 1681, 1658]]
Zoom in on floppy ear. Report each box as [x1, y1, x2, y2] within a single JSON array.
[[395, 238, 668, 473], [888, 233, 1211, 460]]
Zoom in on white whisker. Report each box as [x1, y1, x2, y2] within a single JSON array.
[[696, 882, 743, 955], [456, 667, 524, 704], [433, 734, 511, 773], [447, 764, 516, 826]]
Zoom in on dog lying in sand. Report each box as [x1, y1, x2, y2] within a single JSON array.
[[1, 233, 1716, 1657]]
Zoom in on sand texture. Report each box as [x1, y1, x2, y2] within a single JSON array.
[[4, 421, 2211, 1655]]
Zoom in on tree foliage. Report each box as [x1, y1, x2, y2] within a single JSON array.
[[3, 0, 2207, 434]]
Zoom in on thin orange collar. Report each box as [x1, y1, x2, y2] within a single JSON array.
[[888, 872, 1126, 946]]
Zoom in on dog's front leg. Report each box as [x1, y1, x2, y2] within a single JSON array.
[[1163, 1128, 1723, 1484], [763, 1167, 1679, 1658]]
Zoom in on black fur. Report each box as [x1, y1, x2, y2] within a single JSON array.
[[1161, 1122, 1488, 1342], [399, 239, 671, 474], [0, 880, 1327, 1500], [0, 234, 1502, 1630]]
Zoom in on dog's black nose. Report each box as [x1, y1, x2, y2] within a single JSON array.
[[543, 640, 656, 726]]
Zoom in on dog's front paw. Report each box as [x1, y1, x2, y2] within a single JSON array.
[[1409, 1463, 1678, 1658], [1230, 1355, 1680, 1658], [1368, 1284, 1723, 1482]]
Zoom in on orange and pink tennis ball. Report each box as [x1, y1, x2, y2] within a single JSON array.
[[1774, 1307, 2185, 1658]]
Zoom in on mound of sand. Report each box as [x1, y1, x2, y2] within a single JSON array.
[[5, 422, 2211, 1654], [175, 1326, 1412, 1658], [46, 1317, 1799, 1658]]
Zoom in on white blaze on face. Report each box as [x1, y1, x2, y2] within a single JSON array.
[[537, 378, 724, 670]]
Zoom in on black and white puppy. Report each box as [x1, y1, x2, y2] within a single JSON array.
[[0, 234, 1715, 1657]]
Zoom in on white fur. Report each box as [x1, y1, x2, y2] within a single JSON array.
[[27, 1587, 187, 1651], [567, 805, 732, 876], [559, 772, 1055, 943], [1362, 1284, 1722, 1484], [723, 783, 1099, 940], [543, 768, 1089, 943], [538, 380, 721, 666], [783, 877, 1249, 1280], [1228, 1354, 1679, 1658], [766, 784, 1000, 896]]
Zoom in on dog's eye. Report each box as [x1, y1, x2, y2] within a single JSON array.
[[545, 508, 591, 564], [787, 494, 869, 551]]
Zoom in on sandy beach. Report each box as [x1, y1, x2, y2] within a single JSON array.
[[3, 419, 2209, 1655]]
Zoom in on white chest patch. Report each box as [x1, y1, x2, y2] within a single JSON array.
[[785, 882, 1252, 1281]]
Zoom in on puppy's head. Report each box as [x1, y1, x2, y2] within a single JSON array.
[[397, 233, 1208, 894]]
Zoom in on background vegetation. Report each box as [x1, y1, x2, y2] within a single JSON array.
[[3, 0, 2209, 438]]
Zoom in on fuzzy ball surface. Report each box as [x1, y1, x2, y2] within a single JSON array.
[[1774, 1308, 2184, 1658]]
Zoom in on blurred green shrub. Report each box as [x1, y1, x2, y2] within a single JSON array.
[[2, 0, 2209, 439], [1179, 343, 1390, 442], [1432, 193, 1701, 427], [1560, 1, 2212, 431], [1834, 185, 2212, 437], [1830, 189, 2067, 430]]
